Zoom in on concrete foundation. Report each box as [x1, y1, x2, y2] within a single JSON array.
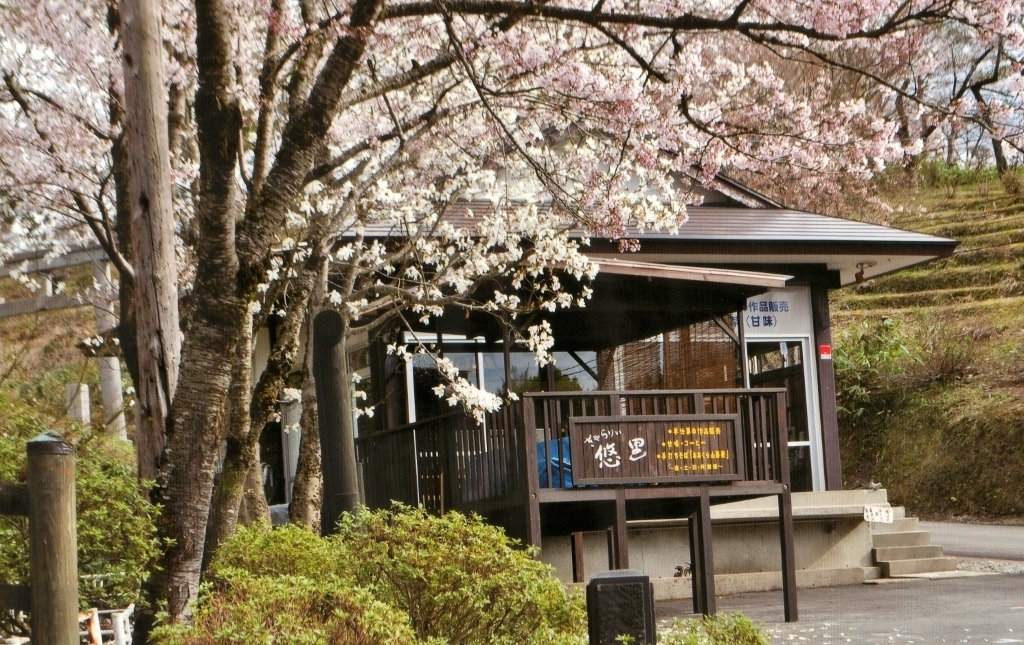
[[541, 490, 889, 599]]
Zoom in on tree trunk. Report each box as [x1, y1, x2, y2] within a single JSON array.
[[237, 462, 270, 525], [289, 258, 328, 530], [120, 0, 181, 481], [204, 261, 316, 560], [201, 316, 252, 571], [313, 309, 361, 534], [991, 135, 1008, 175]]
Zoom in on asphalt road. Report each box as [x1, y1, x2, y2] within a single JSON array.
[[657, 573, 1024, 644], [921, 522, 1024, 561]]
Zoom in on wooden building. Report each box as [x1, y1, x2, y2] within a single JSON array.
[[330, 177, 957, 616]]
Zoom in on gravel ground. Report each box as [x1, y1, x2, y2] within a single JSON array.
[[657, 570, 1024, 644], [957, 557, 1024, 574]]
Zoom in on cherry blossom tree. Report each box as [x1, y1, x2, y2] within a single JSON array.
[[3, 0, 1023, 630]]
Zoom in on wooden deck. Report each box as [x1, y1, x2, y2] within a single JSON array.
[[357, 387, 799, 621]]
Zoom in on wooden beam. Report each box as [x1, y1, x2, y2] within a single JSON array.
[[688, 507, 703, 615], [593, 258, 791, 289], [0, 245, 107, 279], [0, 294, 83, 320], [26, 432, 79, 645], [712, 315, 740, 345]]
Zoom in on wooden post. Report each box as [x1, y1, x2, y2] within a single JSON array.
[[612, 489, 629, 569], [778, 489, 798, 622], [312, 310, 360, 535], [91, 262, 127, 440], [687, 509, 703, 615], [571, 532, 586, 583], [810, 282, 843, 490], [26, 431, 78, 645], [694, 485, 716, 615]]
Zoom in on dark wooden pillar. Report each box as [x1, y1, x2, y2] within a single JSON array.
[[690, 486, 716, 615], [687, 509, 703, 614], [810, 282, 843, 490], [571, 532, 586, 583], [313, 310, 361, 534], [778, 489, 799, 622], [610, 490, 629, 569]]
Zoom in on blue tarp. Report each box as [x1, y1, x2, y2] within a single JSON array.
[[537, 437, 573, 488]]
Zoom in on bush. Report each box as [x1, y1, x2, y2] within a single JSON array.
[[335, 506, 584, 645], [151, 575, 419, 645], [156, 507, 586, 645], [659, 613, 771, 645], [0, 388, 160, 638], [833, 317, 914, 420]]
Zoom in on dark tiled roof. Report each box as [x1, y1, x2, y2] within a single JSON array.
[[361, 202, 954, 247]]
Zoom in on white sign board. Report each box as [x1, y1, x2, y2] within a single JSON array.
[[864, 505, 894, 524], [744, 287, 813, 337]]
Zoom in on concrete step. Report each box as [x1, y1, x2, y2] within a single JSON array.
[[893, 506, 906, 520], [880, 557, 958, 577], [871, 517, 919, 533], [874, 545, 944, 562], [873, 531, 931, 548]]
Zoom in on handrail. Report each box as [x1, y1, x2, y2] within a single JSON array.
[[521, 388, 787, 398], [358, 387, 790, 519]]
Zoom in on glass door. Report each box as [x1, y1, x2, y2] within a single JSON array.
[[746, 340, 816, 492]]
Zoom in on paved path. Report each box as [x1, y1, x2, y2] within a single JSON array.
[[657, 574, 1024, 644], [921, 522, 1024, 561]]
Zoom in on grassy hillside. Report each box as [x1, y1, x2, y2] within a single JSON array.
[[832, 170, 1024, 518]]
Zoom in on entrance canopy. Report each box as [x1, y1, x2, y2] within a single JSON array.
[[413, 259, 791, 352]]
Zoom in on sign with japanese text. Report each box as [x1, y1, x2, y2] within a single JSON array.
[[569, 415, 743, 485], [744, 286, 812, 337]]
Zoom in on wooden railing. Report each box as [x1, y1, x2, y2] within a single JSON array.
[[524, 389, 789, 489], [358, 402, 526, 515], [357, 388, 789, 515]]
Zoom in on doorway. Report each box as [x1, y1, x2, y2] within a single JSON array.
[[746, 340, 818, 492]]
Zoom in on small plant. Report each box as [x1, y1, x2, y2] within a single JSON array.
[[658, 613, 770, 645]]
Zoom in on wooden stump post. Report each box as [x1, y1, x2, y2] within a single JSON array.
[[26, 431, 78, 645]]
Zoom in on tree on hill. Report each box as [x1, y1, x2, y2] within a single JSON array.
[[2, 0, 1023, 631]]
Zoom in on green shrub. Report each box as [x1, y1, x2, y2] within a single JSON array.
[[659, 613, 771, 645], [157, 507, 586, 645], [0, 387, 160, 637], [151, 574, 419, 645], [833, 317, 914, 420], [336, 506, 584, 645]]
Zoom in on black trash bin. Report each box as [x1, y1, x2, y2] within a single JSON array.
[[586, 569, 656, 645]]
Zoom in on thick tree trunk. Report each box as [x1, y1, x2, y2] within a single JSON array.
[[135, 0, 382, 629], [204, 259, 316, 560], [201, 317, 252, 571], [313, 309, 361, 533], [120, 0, 181, 480]]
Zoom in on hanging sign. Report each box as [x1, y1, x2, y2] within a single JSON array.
[[744, 287, 813, 337]]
